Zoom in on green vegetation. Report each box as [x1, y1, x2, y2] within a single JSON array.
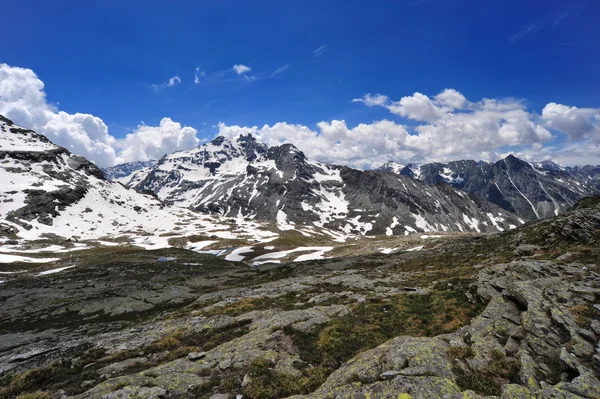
[[15, 392, 51, 399], [243, 284, 484, 397], [0, 321, 251, 398], [287, 286, 483, 370], [450, 349, 521, 396], [200, 284, 348, 318], [446, 346, 475, 360], [0, 359, 95, 399], [570, 304, 596, 328], [242, 358, 328, 399]]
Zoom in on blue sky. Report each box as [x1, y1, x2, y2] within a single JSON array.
[[1, 0, 599, 167]]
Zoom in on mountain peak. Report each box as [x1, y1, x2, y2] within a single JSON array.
[[0, 114, 59, 153], [0, 114, 15, 126], [376, 161, 406, 174]]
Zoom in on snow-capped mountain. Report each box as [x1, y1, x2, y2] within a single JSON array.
[[0, 114, 529, 240], [102, 160, 156, 182], [128, 134, 524, 235], [376, 161, 406, 175], [0, 115, 235, 242], [377, 156, 600, 220]]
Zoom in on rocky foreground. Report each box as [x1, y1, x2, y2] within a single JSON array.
[[0, 198, 599, 399]]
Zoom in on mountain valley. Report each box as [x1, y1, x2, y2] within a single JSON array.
[[1, 115, 600, 399]]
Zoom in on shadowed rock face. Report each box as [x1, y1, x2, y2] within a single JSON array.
[[9, 186, 89, 226], [378, 155, 600, 221], [128, 134, 523, 235]]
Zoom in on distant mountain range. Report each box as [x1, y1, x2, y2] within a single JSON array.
[[4, 113, 599, 240], [375, 158, 600, 220], [116, 134, 523, 236], [103, 160, 156, 181]]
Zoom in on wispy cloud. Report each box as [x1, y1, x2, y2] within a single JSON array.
[[312, 45, 327, 57], [271, 64, 290, 76], [233, 64, 251, 75], [152, 75, 181, 90], [194, 67, 205, 84], [553, 11, 570, 27], [510, 0, 593, 44], [510, 22, 542, 44], [198, 62, 289, 107], [167, 75, 181, 86]]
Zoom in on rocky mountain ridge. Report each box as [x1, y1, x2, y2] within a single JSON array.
[[125, 134, 523, 236], [102, 160, 157, 182], [377, 156, 600, 221]]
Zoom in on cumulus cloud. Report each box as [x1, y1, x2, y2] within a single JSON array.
[[0, 64, 198, 167], [152, 74, 181, 90], [353, 88, 469, 122], [220, 89, 599, 168], [435, 88, 467, 110], [115, 118, 199, 164], [232, 64, 251, 75], [218, 119, 412, 169], [2, 63, 598, 169], [542, 102, 599, 141]]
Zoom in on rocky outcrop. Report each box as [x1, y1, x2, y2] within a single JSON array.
[[290, 259, 600, 399]]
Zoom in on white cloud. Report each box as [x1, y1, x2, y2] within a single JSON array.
[[312, 45, 327, 57], [232, 64, 251, 75], [352, 93, 389, 107], [1, 63, 598, 169], [167, 75, 181, 87], [194, 67, 205, 84], [218, 119, 412, 169], [388, 92, 447, 121], [0, 64, 198, 167], [116, 118, 199, 164], [0, 64, 118, 166], [542, 102, 599, 140], [152, 74, 181, 90], [353, 89, 468, 122], [219, 89, 600, 168], [271, 64, 290, 76], [435, 88, 467, 110]]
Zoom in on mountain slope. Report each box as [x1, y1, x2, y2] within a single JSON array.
[[376, 161, 406, 174], [130, 134, 523, 235], [102, 160, 156, 182], [0, 116, 220, 242], [378, 156, 599, 221]]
